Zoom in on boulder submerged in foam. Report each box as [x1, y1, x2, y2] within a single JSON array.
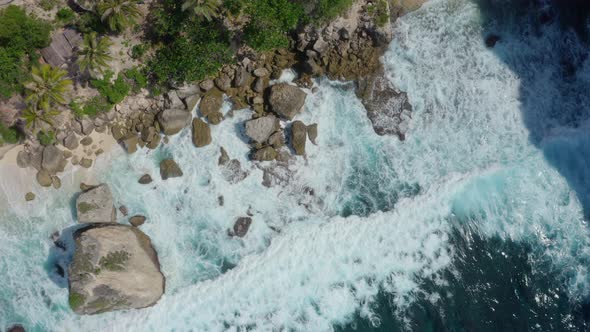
[[76, 184, 116, 224], [68, 224, 165, 315]]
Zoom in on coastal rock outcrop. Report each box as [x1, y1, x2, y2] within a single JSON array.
[[230, 217, 252, 237], [245, 115, 279, 144], [160, 159, 183, 180], [157, 108, 191, 136], [192, 118, 212, 147], [42, 146, 66, 174], [76, 184, 116, 224], [68, 224, 165, 314], [290, 121, 307, 155], [268, 83, 307, 120]]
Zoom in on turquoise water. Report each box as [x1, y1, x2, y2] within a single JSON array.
[[2, 0, 590, 330]]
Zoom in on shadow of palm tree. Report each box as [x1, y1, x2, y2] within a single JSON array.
[[476, 0, 590, 218]]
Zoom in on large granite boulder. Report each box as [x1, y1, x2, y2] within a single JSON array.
[[160, 159, 183, 180], [192, 118, 211, 147], [42, 146, 66, 174], [244, 115, 279, 144], [68, 224, 165, 315], [157, 108, 191, 136], [290, 121, 307, 155], [76, 184, 116, 224], [199, 89, 223, 117], [268, 83, 307, 120]]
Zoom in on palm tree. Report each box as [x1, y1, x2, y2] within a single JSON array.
[[22, 105, 60, 132], [77, 32, 113, 77], [182, 0, 222, 21], [25, 64, 72, 111], [98, 0, 141, 32]]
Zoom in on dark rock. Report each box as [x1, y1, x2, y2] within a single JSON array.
[[25, 192, 35, 201], [231, 217, 252, 237], [307, 123, 318, 145], [160, 159, 183, 180], [192, 118, 212, 147], [214, 75, 231, 91], [252, 146, 277, 161], [207, 111, 224, 125], [268, 83, 307, 120], [138, 174, 153, 184], [485, 34, 500, 48], [80, 136, 93, 146], [129, 215, 146, 227], [6, 324, 26, 332], [233, 66, 250, 87], [119, 205, 128, 216], [290, 121, 307, 155], [218, 147, 230, 165]]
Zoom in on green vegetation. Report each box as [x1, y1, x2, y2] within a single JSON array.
[[367, 0, 389, 27], [68, 292, 86, 311], [124, 67, 148, 92], [98, 251, 129, 271], [243, 0, 303, 51], [22, 106, 60, 131], [182, 0, 222, 21], [91, 71, 130, 104], [306, 0, 354, 22], [37, 130, 56, 146], [77, 202, 97, 214], [0, 6, 51, 99], [56, 8, 76, 24], [78, 32, 113, 77], [25, 64, 72, 110], [130, 44, 146, 60], [39, 0, 60, 11], [0, 123, 19, 145], [98, 0, 141, 32]]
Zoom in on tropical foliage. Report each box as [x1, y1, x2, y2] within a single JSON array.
[[24, 64, 72, 111], [182, 0, 222, 21], [22, 105, 60, 131], [98, 0, 141, 32], [0, 6, 51, 99], [77, 32, 113, 77]]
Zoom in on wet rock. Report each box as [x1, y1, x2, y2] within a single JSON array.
[[25, 192, 35, 201], [218, 147, 230, 165], [76, 184, 116, 224], [16, 150, 31, 168], [80, 182, 97, 192], [42, 146, 66, 174], [221, 159, 248, 183], [214, 75, 231, 91], [36, 170, 53, 187], [6, 324, 26, 332], [68, 225, 165, 314], [268, 131, 285, 149], [138, 174, 153, 184], [268, 83, 307, 120], [253, 67, 269, 77], [129, 215, 146, 227], [160, 159, 183, 180], [64, 133, 79, 150], [245, 115, 279, 144], [80, 158, 93, 168], [485, 34, 500, 48], [199, 79, 214, 92], [231, 217, 252, 237], [52, 175, 62, 189], [80, 137, 93, 146], [199, 90, 223, 117], [111, 125, 126, 141], [191, 118, 212, 148], [123, 135, 139, 154], [119, 205, 128, 217], [252, 146, 277, 161], [357, 71, 412, 140], [307, 123, 318, 145], [157, 108, 191, 136], [207, 111, 224, 125], [290, 121, 307, 155]]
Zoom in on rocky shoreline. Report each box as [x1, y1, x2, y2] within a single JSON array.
[[2, 0, 426, 319]]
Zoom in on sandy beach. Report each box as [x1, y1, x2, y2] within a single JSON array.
[[0, 131, 120, 213]]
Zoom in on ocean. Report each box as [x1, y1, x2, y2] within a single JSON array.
[[2, 0, 590, 330]]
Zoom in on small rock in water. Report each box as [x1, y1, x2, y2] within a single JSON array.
[[79, 158, 93, 168], [218, 147, 230, 165], [160, 159, 183, 180], [25, 192, 35, 201], [290, 121, 307, 155], [36, 170, 52, 187], [6, 324, 25, 332], [129, 215, 146, 227], [307, 123, 318, 145], [218, 195, 224, 206], [192, 118, 212, 148], [51, 176, 62, 189], [80, 136, 93, 146], [80, 182, 96, 191], [119, 205, 129, 216], [485, 34, 500, 48], [231, 217, 252, 237], [138, 174, 153, 184]]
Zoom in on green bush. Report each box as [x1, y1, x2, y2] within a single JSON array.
[[56, 8, 77, 25], [91, 71, 130, 104], [124, 67, 148, 92], [0, 6, 51, 99], [37, 130, 56, 146], [131, 44, 146, 60], [39, 0, 60, 11], [0, 123, 19, 144], [306, 0, 354, 22], [76, 13, 107, 34], [82, 96, 111, 117], [243, 0, 304, 51]]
